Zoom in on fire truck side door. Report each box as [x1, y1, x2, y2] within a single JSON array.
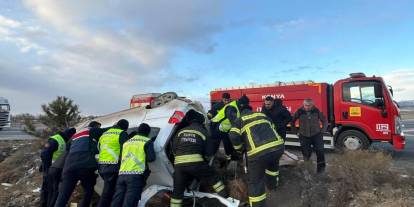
[[340, 81, 392, 140]]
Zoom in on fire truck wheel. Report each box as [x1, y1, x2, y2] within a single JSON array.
[[337, 130, 370, 150]]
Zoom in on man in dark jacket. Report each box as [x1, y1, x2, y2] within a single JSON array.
[[292, 99, 328, 173], [111, 123, 156, 207], [97, 119, 129, 207], [262, 96, 292, 140], [40, 128, 76, 207], [228, 96, 284, 207], [170, 110, 228, 207], [54, 121, 103, 207]]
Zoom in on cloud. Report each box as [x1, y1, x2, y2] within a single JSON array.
[[0, 1, 226, 114], [0, 15, 21, 28], [0, 15, 47, 54], [271, 19, 306, 33], [382, 70, 414, 101]]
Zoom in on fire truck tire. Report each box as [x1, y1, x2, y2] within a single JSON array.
[[337, 130, 370, 150]]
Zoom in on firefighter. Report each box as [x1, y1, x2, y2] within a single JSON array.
[[262, 96, 292, 140], [111, 123, 156, 207], [228, 96, 285, 207], [40, 128, 76, 207], [292, 99, 328, 173], [170, 110, 228, 207], [54, 121, 102, 207], [97, 119, 129, 207], [210, 94, 247, 160]]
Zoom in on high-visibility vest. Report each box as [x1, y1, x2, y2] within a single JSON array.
[[50, 134, 65, 163], [119, 135, 150, 175], [211, 100, 240, 132], [98, 128, 123, 164]]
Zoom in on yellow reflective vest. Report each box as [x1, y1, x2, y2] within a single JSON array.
[[119, 135, 150, 175], [211, 100, 240, 132], [50, 134, 65, 163], [98, 128, 123, 164]]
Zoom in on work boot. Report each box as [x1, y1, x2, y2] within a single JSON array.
[[317, 162, 326, 174]]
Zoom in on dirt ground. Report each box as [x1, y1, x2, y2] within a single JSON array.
[[0, 140, 43, 207], [1, 140, 414, 207]]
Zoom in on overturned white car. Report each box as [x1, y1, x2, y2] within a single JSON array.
[[79, 93, 297, 206]]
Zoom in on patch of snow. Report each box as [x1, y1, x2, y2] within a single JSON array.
[[32, 187, 41, 193], [1, 183, 13, 187]]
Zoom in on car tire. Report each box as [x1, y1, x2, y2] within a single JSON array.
[[337, 130, 370, 150]]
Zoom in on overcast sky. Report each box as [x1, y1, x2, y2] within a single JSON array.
[[1, 0, 413, 115]]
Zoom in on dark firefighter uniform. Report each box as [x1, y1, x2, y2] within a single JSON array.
[[55, 123, 103, 207], [111, 123, 155, 207], [97, 119, 129, 207], [229, 108, 285, 207], [170, 110, 228, 207], [40, 128, 75, 207], [209, 100, 240, 158]]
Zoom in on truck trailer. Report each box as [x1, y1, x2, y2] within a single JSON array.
[[0, 97, 11, 130], [210, 73, 405, 151]]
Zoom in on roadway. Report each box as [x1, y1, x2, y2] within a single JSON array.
[[0, 127, 37, 140]]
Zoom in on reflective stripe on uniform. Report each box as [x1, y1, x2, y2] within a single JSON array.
[[247, 140, 283, 157], [241, 112, 267, 121], [233, 144, 243, 150], [249, 193, 266, 206], [265, 169, 279, 176], [178, 129, 206, 141], [229, 127, 241, 135], [240, 118, 284, 157], [170, 198, 183, 207], [98, 144, 119, 164], [212, 181, 225, 193], [241, 119, 272, 134], [98, 128, 122, 164], [174, 154, 204, 165], [119, 135, 149, 174]]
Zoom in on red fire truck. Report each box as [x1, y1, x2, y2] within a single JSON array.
[[210, 73, 405, 150]]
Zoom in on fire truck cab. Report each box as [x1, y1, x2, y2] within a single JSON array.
[[210, 73, 405, 151]]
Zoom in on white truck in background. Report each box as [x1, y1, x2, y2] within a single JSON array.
[[0, 97, 11, 130]]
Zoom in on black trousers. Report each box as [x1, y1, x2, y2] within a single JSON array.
[[299, 133, 326, 172], [276, 129, 287, 140], [97, 172, 118, 207], [46, 168, 62, 207], [111, 175, 146, 207], [40, 172, 48, 207], [247, 148, 284, 207], [54, 168, 97, 207], [171, 162, 228, 206], [209, 126, 235, 157]]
